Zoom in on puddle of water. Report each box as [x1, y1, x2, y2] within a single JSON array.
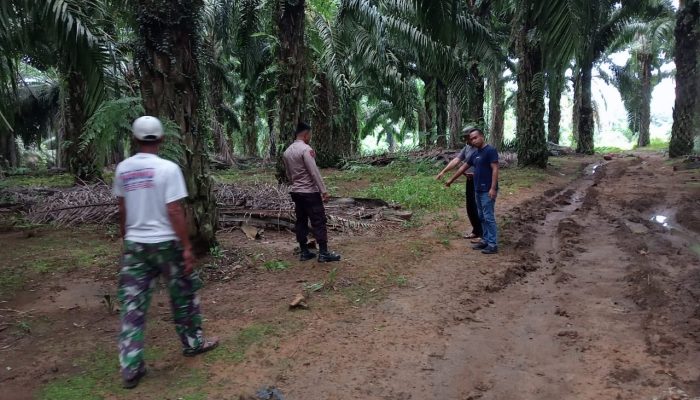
[[584, 163, 602, 175], [651, 215, 669, 228]]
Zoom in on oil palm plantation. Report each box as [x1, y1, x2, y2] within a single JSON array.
[[0, 0, 113, 181]]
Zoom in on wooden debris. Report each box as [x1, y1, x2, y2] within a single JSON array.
[[241, 224, 262, 240], [289, 293, 308, 310], [4, 182, 408, 232]]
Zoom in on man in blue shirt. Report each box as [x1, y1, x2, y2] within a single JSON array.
[[445, 128, 499, 254], [436, 127, 482, 242]]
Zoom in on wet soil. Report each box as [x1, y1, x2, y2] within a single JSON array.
[[1, 154, 699, 400]]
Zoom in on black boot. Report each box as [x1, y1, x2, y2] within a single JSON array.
[[318, 251, 341, 262], [299, 243, 316, 261], [122, 364, 147, 389]]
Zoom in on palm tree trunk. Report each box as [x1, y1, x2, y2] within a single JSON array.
[[489, 76, 505, 151], [576, 62, 595, 154], [448, 92, 462, 149], [243, 86, 258, 157], [435, 79, 448, 147], [424, 76, 436, 146], [387, 132, 396, 152], [266, 95, 278, 159], [275, 0, 307, 181], [466, 63, 485, 129], [516, 7, 548, 168], [0, 132, 19, 169], [137, 0, 217, 252], [311, 73, 337, 167], [572, 73, 581, 145], [547, 72, 565, 144], [670, 0, 700, 157], [638, 54, 653, 148], [418, 103, 427, 147], [65, 70, 100, 183], [209, 74, 235, 164]]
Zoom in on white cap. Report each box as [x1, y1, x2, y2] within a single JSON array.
[[132, 116, 164, 141]]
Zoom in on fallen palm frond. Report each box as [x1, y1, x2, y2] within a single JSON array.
[[4, 182, 406, 232]]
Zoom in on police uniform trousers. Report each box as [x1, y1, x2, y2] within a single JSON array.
[[290, 192, 328, 245]]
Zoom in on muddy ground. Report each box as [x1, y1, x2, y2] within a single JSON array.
[[0, 153, 699, 400]]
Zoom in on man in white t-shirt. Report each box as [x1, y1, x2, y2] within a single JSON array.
[[112, 116, 218, 389]]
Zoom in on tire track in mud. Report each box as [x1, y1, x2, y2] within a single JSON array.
[[429, 157, 700, 400]]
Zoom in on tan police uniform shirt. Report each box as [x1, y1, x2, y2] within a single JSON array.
[[282, 140, 327, 194]]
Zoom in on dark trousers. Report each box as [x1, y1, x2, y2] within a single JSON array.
[[290, 192, 328, 245], [465, 176, 483, 237]]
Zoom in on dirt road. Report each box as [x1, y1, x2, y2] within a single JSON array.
[[264, 155, 700, 399]]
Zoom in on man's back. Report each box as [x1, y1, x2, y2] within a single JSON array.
[[113, 153, 188, 243], [283, 140, 326, 194]]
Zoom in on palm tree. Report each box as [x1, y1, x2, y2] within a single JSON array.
[[275, 0, 307, 182], [136, 0, 217, 252], [670, 0, 700, 157], [514, 0, 548, 167], [568, 0, 663, 154], [546, 67, 567, 145], [605, 1, 674, 147], [0, 0, 111, 181]]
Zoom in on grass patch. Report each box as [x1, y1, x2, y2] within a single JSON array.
[[38, 350, 120, 400], [205, 323, 277, 363], [636, 138, 669, 151], [39, 346, 200, 400], [0, 173, 74, 189], [362, 175, 463, 211], [168, 368, 208, 399], [263, 260, 290, 271], [499, 167, 549, 194], [342, 281, 384, 305], [0, 228, 120, 299], [595, 146, 624, 154]]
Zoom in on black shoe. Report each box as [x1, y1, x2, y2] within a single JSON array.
[[122, 365, 147, 389], [183, 337, 220, 357], [299, 250, 317, 261], [472, 242, 488, 250], [318, 251, 341, 262], [481, 246, 498, 254]]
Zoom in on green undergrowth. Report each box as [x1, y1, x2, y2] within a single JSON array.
[[594, 146, 624, 154], [0, 227, 119, 299], [0, 173, 74, 189], [38, 346, 206, 400]]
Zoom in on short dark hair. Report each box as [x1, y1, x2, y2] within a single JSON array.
[[135, 137, 163, 146], [468, 128, 484, 137], [295, 121, 311, 136], [461, 126, 482, 138]]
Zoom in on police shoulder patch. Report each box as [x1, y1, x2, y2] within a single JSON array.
[[309, 149, 316, 158]]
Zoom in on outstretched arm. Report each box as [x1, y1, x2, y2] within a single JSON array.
[[436, 157, 462, 180], [445, 163, 470, 187]]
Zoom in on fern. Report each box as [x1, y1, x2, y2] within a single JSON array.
[[81, 97, 184, 167]]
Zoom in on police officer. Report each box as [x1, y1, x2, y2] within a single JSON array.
[[282, 122, 341, 262], [113, 116, 219, 389]]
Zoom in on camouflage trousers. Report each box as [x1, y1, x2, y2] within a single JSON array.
[[118, 240, 204, 380]]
